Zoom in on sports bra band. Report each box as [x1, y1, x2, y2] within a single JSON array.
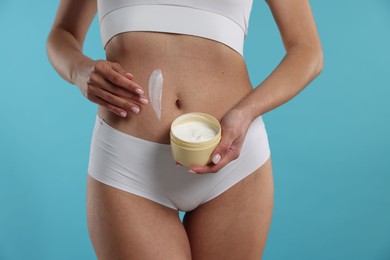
[[98, 1, 253, 56]]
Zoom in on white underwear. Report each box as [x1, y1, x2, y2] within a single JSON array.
[[88, 114, 270, 212]]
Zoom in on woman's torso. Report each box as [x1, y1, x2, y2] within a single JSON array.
[[98, 31, 253, 144]]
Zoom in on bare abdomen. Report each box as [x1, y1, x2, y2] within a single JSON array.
[[98, 31, 253, 144]]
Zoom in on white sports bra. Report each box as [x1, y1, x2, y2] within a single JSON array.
[[97, 0, 254, 56]]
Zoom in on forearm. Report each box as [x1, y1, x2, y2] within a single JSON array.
[[46, 27, 94, 88], [235, 45, 324, 120]]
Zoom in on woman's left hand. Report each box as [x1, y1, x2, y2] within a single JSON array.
[[188, 108, 253, 174]]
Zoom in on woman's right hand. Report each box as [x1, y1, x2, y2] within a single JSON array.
[[77, 60, 149, 118]]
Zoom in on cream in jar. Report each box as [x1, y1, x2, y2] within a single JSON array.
[[171, 121, 218, 143], [170, 113, 222, 166]]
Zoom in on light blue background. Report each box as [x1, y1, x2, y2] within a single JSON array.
[[1, 1, 389, 259]]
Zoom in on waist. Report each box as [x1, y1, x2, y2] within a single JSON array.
[[99, 32, 253, 144]]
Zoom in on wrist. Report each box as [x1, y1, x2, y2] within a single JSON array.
[[231, 96, 260, 123], [229, 106, 255, 126], [71, 57, 95, 89]]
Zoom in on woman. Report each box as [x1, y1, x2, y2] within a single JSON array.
[[47, 0, 323, 259]]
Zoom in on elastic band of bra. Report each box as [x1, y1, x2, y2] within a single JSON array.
[[99, 4, 245, 56]]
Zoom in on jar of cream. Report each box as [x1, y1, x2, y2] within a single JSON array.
[[170, 112, 221, 166]]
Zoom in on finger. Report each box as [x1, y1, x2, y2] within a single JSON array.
[[208, 131, 236, 166], [109, 62, 141, 92], [124, 72, 134, 80], [187, 136, 232, 174], [95, 62, 144, 95], [190, 133, 243, 174], [89, 94, 128, 118], [176, 162, 183, 167], [190, 147, 240, 174], [111, 63, 135, 81], [90, 73, 149, 106], [113, 67, 134, 80], [90, 84, 140, 114]]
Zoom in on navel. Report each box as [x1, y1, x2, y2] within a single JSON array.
[[175, 99, 182, 109]]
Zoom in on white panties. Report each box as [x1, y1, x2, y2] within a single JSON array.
[[88, 113, 270, 212]]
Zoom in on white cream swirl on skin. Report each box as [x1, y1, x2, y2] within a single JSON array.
[[148, 69, 163, 120], [172, 121, 218, 142]]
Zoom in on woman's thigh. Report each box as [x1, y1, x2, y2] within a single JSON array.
[[183, 157, 274, 260], [86, 175, 191, 260]]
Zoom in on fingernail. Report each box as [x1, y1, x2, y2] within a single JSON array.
[[120, 111, 127, 118], [131, 107, 140, 114], [135, 88, 144, 95], [139, 97, 149, 105], [212, 154, 221, 164], [126, 72, 134, 78], [189, 170, 197, 174]]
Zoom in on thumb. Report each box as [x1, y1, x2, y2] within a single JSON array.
[[110, 61, 134, 80], [124, 72, 134, 80], [210, 134, 234, 165]]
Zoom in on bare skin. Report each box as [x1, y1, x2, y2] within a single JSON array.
[[99, 31, 254, 143], [47, 0, 322, 259], [183, 158, 274, 259], [86, 158, 273, 259]]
